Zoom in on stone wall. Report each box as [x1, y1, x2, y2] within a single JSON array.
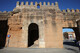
[[0, 1, 80, 48]]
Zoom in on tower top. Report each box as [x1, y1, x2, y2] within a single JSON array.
[[14, 1, 60, 11], [15, 1, 59, 8]]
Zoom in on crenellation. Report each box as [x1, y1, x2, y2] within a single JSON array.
[[16, 1, 20, 7], [62, 10, 66, 12], [1, 1, 80, 49], [35, 2, 38, 6], [62, 9, 80, 13], [39, 2, 42, 6], [15, 1, 60, 7], [71, 9, 75, 13], [26, 2, 28, 5], [66, 8, 70, 12], [8, 11, 11, 13], [75, 9, 79, 12], [51, 3, 54, 6], [43, 2, 46, 5], [55, 2, 58, 8], [47, 2, 50, 5], [21, 2, 24, 6], [15, 2, 60, 9], [30, 2, 33, 5], [0, 11, 8, 13], [3, 11, 7, 13]]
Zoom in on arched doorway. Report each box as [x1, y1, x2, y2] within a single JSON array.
[[28, 23, 39, 47], [63, 28, 77, 48], [0, 20, 8, 49]]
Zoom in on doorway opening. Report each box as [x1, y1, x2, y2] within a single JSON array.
[[0, 20, 8, 49], [28, 23, 39, 47], [62, 27, 78, 48], [63, 28, 75, 40]]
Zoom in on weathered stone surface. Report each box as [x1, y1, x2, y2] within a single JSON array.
[[0, 1, 80, 48]]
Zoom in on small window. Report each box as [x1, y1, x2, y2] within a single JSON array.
[[37, 4, 40, 9]]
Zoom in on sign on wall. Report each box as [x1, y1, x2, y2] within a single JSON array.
[[7, 34, 11, 38]]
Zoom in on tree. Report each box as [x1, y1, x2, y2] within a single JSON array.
[[63, 32, 68, 39]]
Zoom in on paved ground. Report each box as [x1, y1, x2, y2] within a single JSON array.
[[0, 40, 80, 53], [0, 45, 79, 53]]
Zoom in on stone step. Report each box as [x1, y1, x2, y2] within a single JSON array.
[[29, 44, 39, 48]]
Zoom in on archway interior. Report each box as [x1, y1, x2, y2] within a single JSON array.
[[0, 20, 8, 49], [28, 23, 39, 47], [62, 27, 78, 47], [63, 28, 75, 40]]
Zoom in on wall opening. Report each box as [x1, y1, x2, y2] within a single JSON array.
[[28, 23, 39, 47], [0, 20, 8, 49], [37, 4, 40, 9], [63, 28, 75, 40], [62, 27, 78, 48]]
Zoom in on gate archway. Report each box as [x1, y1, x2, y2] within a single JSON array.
[[28, 23, 39, 47]]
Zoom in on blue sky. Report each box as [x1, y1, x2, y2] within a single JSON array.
[[0, 0, 77, 32], [0, 0, 80, 11], [63, 28, 74, 33]]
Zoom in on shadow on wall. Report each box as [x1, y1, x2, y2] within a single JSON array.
[[0, 20, 8, 49], [28, 23, 39, 47]]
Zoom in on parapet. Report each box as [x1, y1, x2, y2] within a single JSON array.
[[47, 2, 50, 5], [0, 11, 8, 13], [26, 2, 28, 5], [62, 9, 80, 13], [15, 1, 59, 9], [66, 8, 70, 12], [71, 9, 75, 12], [55, 2, 59, 8], [21, 2, 24, 6], [3, 11, 7, 13], [0, 11, 12, 15], [0, 11, 9, 20], [16, 1, 58, 6], [16, 1, 20, 7], [75, 9, 80, 12]]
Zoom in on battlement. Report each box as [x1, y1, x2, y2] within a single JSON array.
[[16, 1, 58, 6], [62, 9, 80, 13], [15, 1, 59, 9], [0, 11, 10, 20], [0, 11, 8, 13]]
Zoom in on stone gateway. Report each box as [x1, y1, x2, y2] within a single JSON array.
[[0, 1, 80, 48]]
